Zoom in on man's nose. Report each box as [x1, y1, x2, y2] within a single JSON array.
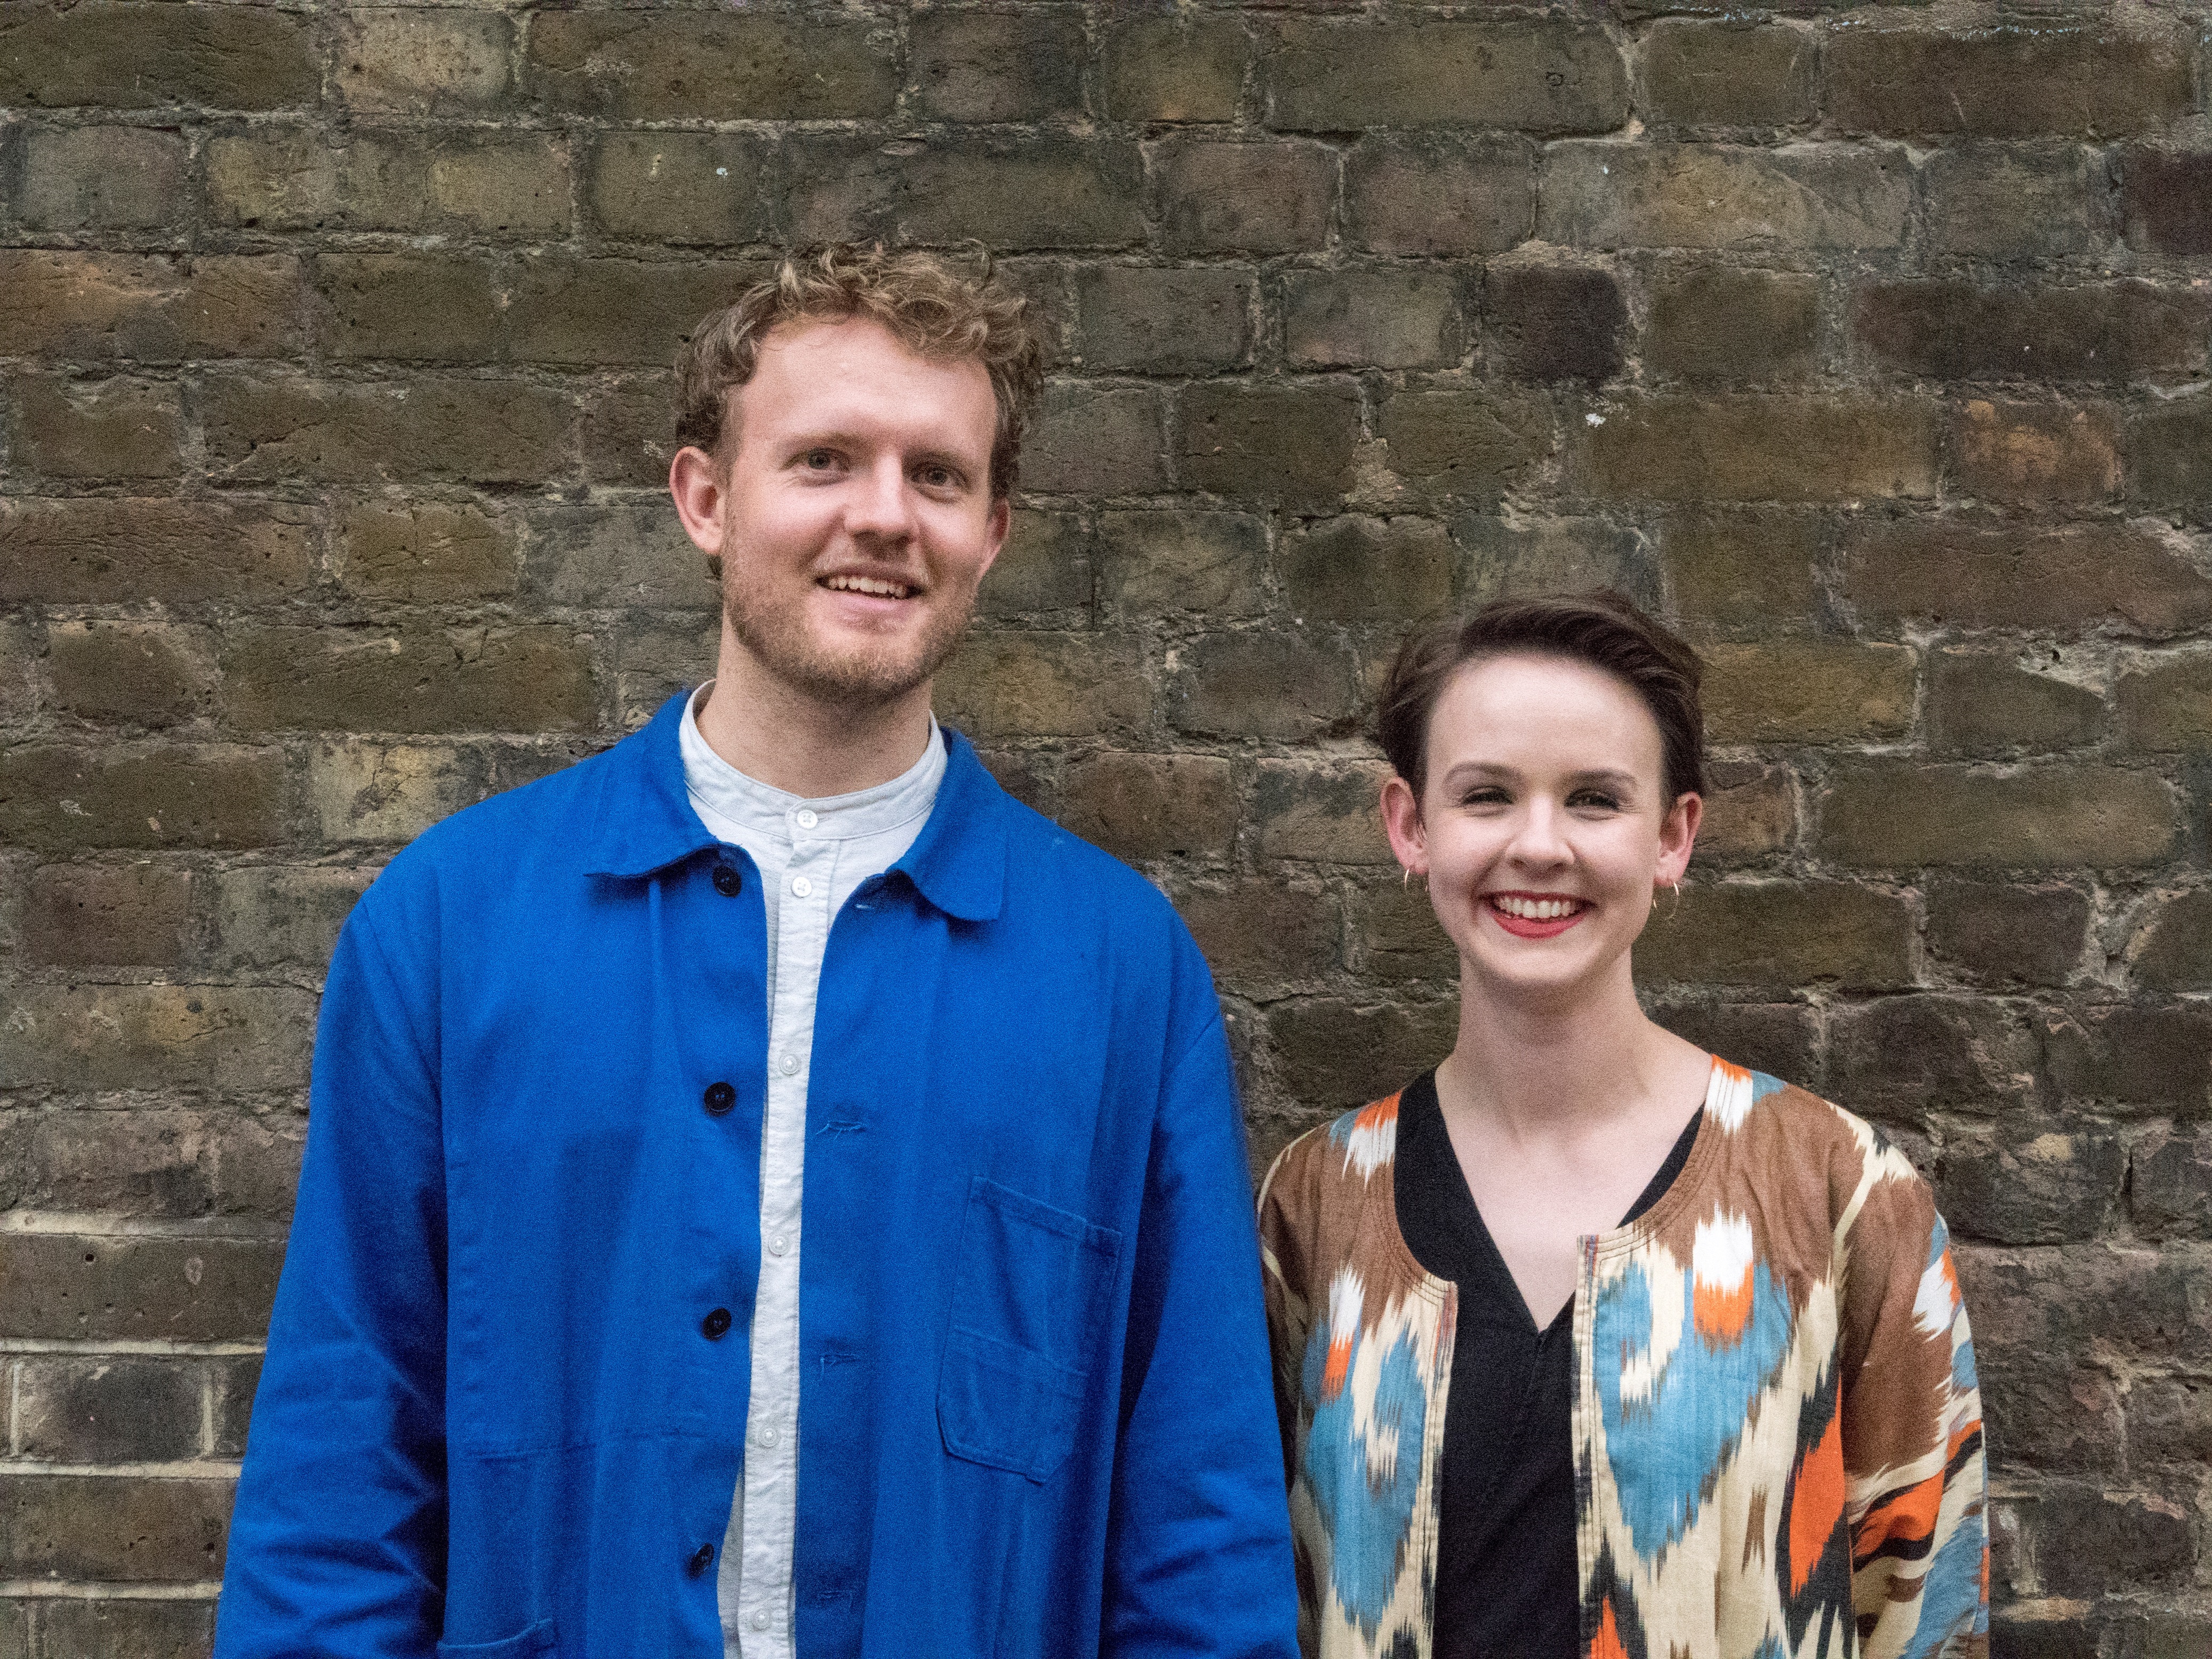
[[845, 454, 917, 540]]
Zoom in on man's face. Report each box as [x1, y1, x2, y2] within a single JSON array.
[[702, 316, 1007, 711]]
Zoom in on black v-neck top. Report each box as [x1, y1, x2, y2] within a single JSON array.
[[1392, 1071, 1703, 1659]]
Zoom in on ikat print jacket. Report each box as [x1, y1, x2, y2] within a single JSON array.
[[1258, 1059, 1989, 1659]]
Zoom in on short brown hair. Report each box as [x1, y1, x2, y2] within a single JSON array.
[[674, 243, 1044, 500], [1376, 590, 1708, 804]]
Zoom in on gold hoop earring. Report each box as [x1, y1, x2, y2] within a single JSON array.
[[1402, 867, 1412, 891], [1665, 880, 1682, 918]]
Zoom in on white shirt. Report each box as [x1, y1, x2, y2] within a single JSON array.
[[678, 686, 945, 1659]]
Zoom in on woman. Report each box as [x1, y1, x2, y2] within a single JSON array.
[[1259, 593, 1987, 1659]]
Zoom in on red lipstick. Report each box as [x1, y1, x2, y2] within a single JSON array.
[[1484, 893, 1589, 940]]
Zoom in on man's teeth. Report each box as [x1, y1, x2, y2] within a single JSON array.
[[1495, 896, 1581, 920], [824, 574, 912, 598]]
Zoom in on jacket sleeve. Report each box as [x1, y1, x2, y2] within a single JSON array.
[[1255, 1140, 1316, 1495], [1841, 1177, 1990, 1659], [214, 879, 450, 1659], [1100, 972, 1301, 1659]]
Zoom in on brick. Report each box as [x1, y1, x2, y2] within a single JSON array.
[[910, 11, 1082, 123], [15, 1110, 242, 1217], [344, 504, 517, 604], [1846, 518, 2212, 636], [208, 129, 571, 239], [335, 9, 514, 114], [527, 13, 895, 121], [1096, 511, 1267, 618], [0, 746, 286, 852], [1076, 266, 1254, 376], [2135, 889, 2212, 991], [1694, 763, 1796, 864], [1253, 759, 1394, 864], [1830, 996, 2040, 1121], [1024, 384, 1168, 496], [1265, 997, 1457, 1115], [1648, 1001, 1818, 1087], [1941, 1127, 2125, 1243], [1377, 390, 1551, 503], [31, 1599, 214, 1659], [1457, 517, 1658, 609], [1926, 145, 2103, 259], [2125, 396, 2212, 521], [1637, 22, 1815, 129], [1826, 28, 2194, 138], [0, 2, 316, 109], [0, 251, 305, 362], [1352, 880, 1455, 984], [212, 1357, 262, 1458], [204, 867, 372, 973], [2123, 149, 2212, 258], [1702, 639, 1916, 744], [1284, 269, 1460, 372], [308, 742, 471, 845], [1179, 383, 1360, 508], [2119, 654, 2212, 752], [1580, 396, 1937, 501], [789, 135, 1143, 252], [583, 379, 680, 488], [1633, 881, 1912, 990], [23, 863, 191, 966], [224, 627, 597, 736], [1973, 1345, 2124, 1478], [518, 500, 706, 611], [616, 625, 716, 731], [10, 376, 184, 480], [2045, 1003, 2212, 1113], [1930, 652, 2105, 756], [976, 511, 1088, 621], [1484, 264, 1623, 384], [591, 132, 767, 246], [1174, 881, 1340, 988], [934, 634, 1148, 740], [1661, 508, 1820, 632], [1103, 17, 1248, 123], [1538, 144, 1910, 251], [0, 984, 313, 1089], [17, 125, 186, 230], [1156, 138, 1334, 256], [1819, 762, 2177, 869], [1059, 752, 1237, 862], [17, 1357, 202, 1463], [1644, 266, 1818, 385], [1280, 517, 1451, 626], [1169, 632, 1359, 741], [1270, 21, 1628, 136], [0, 1473, 230, 1581], [0, 499, 313, 606], [2128, 1375, 2212, 1468], [0, 621, 38, 726], [0, 1597, 20, 1659], [1926, 879, 2088, 988], [204, 378, 572, 488], [1852, 280, 2211, 382], [1344, 135, 1533, 257], [1951, 399, 2119, 506], [314, 253, 503, 363], [2133, 1128, 2212, 1237], [507, 257, 755, 368], [2032, 1488, 2194, 1596]]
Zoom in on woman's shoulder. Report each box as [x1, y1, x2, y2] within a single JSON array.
[[1261, 1091, 1407, 1215], [1704, 1057, 1936, 1232]]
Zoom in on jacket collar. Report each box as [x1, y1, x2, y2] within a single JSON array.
[[583, 689, 1007, 923]]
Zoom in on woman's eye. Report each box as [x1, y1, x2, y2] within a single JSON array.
[[1462, 788, 1510, 807], [1570, 791, 1623, 811]]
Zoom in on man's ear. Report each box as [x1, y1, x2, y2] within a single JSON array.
[[976, 494, 1011, 579], [669, 445, 728, 558], [1380, 775, 1427, 876]]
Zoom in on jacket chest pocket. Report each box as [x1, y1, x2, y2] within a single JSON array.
[[938, 1177, 1122, 1483]]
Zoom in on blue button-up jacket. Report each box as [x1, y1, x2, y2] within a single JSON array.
[[215, 693, 1298, 1659]]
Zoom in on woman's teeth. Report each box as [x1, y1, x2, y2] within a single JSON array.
[[1493, 896, 1581, 920]]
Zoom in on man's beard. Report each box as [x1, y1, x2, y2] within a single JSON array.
[[719, 539, 977, 711]]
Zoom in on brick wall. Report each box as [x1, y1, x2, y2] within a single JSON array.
[[2, 1, 2209, 1650]]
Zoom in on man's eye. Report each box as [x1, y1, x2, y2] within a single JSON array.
[[917, 464, 957, 488], [803, 449, 838, 469]]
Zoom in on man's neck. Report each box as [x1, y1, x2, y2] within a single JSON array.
[[695, 645, 935, 799]]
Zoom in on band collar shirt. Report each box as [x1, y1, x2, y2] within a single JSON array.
[[677, 685, 945, 1658]]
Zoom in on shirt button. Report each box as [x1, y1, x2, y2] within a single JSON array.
[[750, 1611, 769, 1631], [778, 1053, 799, 1076], [767, 1235, 788, 1257], [687, 1543, 714, 1577], [757, 1425, 778, 1446], [701, 1308, 732, 1340], [712, 864, 743, 897], [795, 808, 818, 830], [791, 875, 813, 897], [702, 1081, 736, 1117]]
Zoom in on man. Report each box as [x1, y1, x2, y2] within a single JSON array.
[[215, 246, 1297, 1659]]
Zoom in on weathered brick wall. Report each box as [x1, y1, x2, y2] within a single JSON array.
[[2, 1, 2209, 1650]]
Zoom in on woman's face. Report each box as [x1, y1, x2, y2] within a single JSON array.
[[1380, 651, 1701, 1008]]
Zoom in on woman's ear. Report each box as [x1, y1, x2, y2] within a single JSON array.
[[1380, 775, 1428, 876], [1655, 791, 1703, 887]]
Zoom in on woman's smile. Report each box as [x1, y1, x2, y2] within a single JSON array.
[[1484, 892, 1591, 939]]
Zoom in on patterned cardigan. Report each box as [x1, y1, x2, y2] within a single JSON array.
[[1257, 1059, 1989, 1659]]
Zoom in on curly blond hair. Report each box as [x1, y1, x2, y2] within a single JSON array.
[[674, 243, 1044, 501]]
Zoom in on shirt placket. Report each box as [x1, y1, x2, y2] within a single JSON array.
[[735, 820, 830, 1658]]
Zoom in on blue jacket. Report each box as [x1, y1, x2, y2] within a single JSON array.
[[216, 693, 1297, 1659]]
